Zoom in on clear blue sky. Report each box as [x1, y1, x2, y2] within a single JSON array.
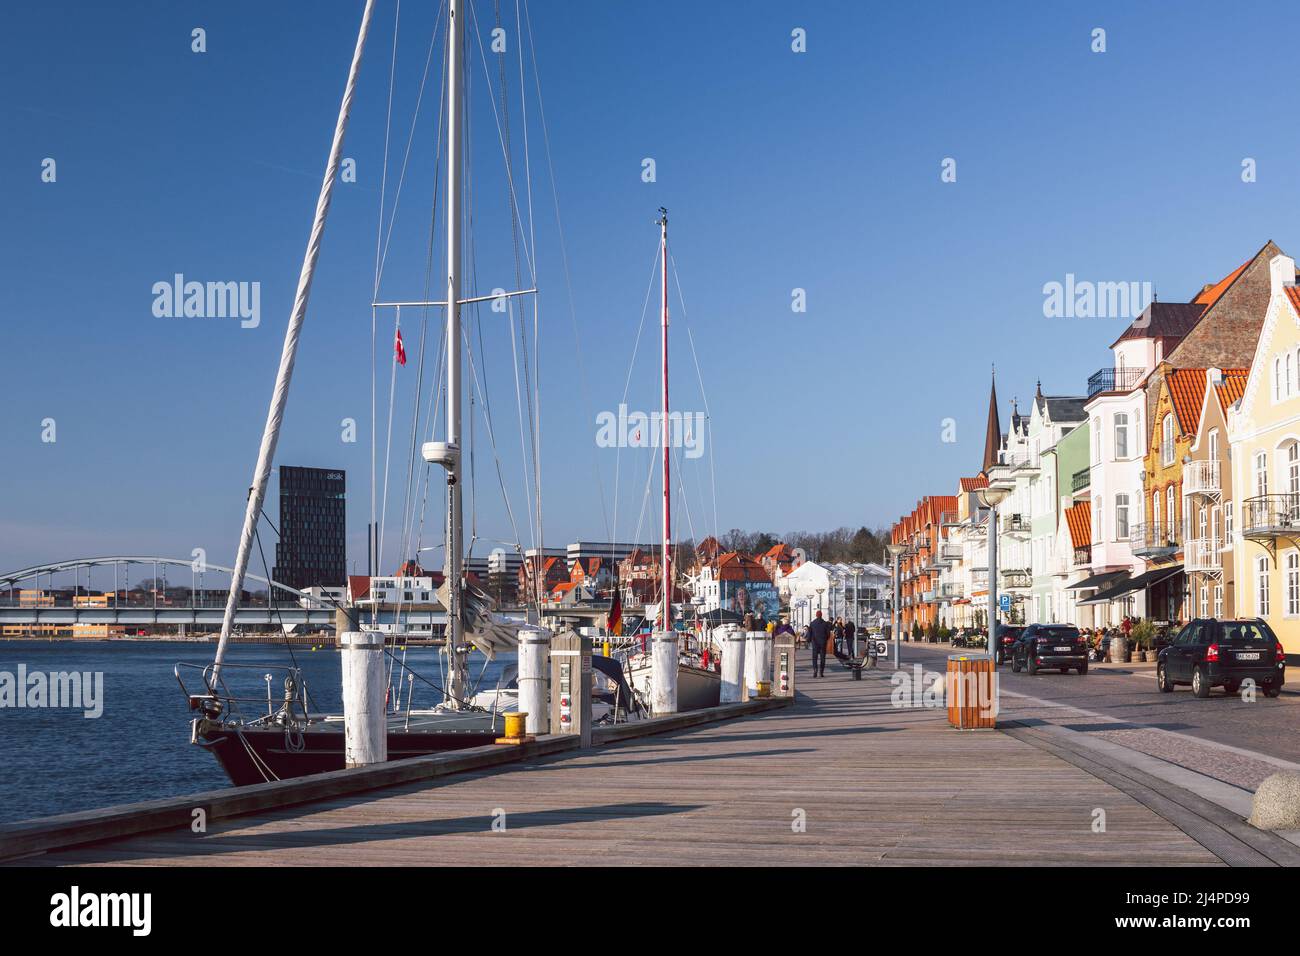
[[3, 0, 1299, 575]]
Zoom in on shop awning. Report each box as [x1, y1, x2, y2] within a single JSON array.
[[1078, 565, 1183, 606], [1064, 570, 1128, 592]]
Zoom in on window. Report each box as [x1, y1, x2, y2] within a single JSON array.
[[1209, 428, 1220, 463], [1199, 585, 1208, 617], [1256, 452, 1269, 497], [1214, 585, 1223, 618], [1289, 442, 1300, 496], [1093, 418, 1102, 463], [1198, 505, 1207, 540], [1288, 552, 1300, 617], [1152, 491, 1161, 538], [1115, 493, 1130, 539], [1114, 412, 1129, 458], [1225, 500, 1234, 539], [1094, 495, 1102, 540], [1166, 485, 1176, 540], [1276, 357, 1283, 402], [1288, 354, 1294, 398], [1258, 555, 1271, 617], [1161, 414, 1175, 465]]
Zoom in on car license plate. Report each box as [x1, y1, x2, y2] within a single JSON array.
[[1054, 646, 1071, 652], [1237, 651, 1261, 661]]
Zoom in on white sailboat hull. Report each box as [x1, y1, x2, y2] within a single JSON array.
[[626, 656, 721, 711]]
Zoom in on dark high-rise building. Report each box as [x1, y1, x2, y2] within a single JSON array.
[[273, 466, 346, 591]]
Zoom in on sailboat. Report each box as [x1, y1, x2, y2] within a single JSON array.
[[177, 0, 629, 786], [621, 211, 721, 714]]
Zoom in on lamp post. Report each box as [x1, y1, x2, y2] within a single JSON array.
[[886, 543, 905, 669], [975, 485, 1012, 663]]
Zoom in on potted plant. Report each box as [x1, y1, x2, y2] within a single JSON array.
[[1130, 620, 1155, 662]]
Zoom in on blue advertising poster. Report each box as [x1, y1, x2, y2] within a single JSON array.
[[721, 579, 780, 623]]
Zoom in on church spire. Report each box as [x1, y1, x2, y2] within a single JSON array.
[[982, 365, 1001, 474]]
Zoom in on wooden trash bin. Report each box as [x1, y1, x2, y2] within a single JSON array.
[[946, 654, 998, 729]]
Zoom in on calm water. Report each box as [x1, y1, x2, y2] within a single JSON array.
[[0, 640, 511, 824]]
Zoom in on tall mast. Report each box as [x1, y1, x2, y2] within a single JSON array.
[[444, 0, 468, 707], [211, 0, 375, 680], [659, 208, 670, 636]]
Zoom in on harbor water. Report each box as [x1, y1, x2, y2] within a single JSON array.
[[0, 640, 512, 825]]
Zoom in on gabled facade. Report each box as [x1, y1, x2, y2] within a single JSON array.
[[1027, 387, 1088, 623], [1184, 368, 1249, 619], [1227, 254, 1300, 659]]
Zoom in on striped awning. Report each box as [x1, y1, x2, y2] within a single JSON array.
[[1065, 501, 1091, 550]]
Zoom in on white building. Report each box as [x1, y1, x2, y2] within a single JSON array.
[[1076, 303, 1202, 624], [785, 560, 890, 630]]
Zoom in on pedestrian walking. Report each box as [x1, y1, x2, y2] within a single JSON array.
[[843, 617, 856, 658], [807, 610, 831, 677]]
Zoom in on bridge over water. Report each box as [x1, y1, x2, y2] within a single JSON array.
[[0, 556, 341, 632]]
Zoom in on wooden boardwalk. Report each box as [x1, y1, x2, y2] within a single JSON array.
[[21, 660, 1223, 866]]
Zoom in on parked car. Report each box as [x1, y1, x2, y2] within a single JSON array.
[[993, 624, 1025, 664], [1011, 623, 1090, 675], [1157, 618, 1286, 698]]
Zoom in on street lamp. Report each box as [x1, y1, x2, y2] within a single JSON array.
[[975, 484, 1012, 663], [886, 543, 906, 669]]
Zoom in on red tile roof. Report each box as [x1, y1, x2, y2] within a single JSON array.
[[1167, 368, 1210, 435], [715, 551, 769, 581], [1285, 286, 1300, 315], [1213, 369, 1249, 410], [1065, 501, 1091, 550], [1194, 261, 1249, 307], [959, 476, 988, 492], [347, 575, 371, 602]]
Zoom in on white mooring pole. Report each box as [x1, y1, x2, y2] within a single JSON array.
[[340, 631, 386, 767], [517, 626, 551, 734], [719, 624, 746, 703]]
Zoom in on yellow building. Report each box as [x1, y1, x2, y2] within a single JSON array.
[[1228, 254, 1300, 659]]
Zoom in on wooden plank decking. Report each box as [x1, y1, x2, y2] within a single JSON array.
[[17, 660, 1222, 866]]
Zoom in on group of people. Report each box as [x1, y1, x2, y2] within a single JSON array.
[[801, 610, 856, 677]]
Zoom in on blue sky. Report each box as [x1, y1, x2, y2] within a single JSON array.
[[3, 0, 1300, 576]]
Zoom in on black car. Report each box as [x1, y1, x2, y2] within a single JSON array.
[[993, 624, 1025, 664], [1011, 623, 1090, 675], [1157, 618, 1286, 698]]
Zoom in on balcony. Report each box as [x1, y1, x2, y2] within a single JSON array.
[[1183, 460, 1221, 498], [970, 570, 989, 588], [1072, 467, 1091, 494], [939, 583, 963, 600], [1001, 513, 1030, 536], [1087, 366, 1144, 398], [940, 510, 960, 527], [921, 590, 936, 603], [939, 543, 962, 562], [1243, 494, 1300, 537], [1130, 521, 1180, 560], [1184, 537, 1221, 575], [1000, 568, 1032, 589]]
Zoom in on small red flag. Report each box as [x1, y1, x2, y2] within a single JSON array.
[[394, 328, 407, 366]]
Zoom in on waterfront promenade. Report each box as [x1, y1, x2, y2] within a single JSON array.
[[13, 654, 1296, 867]]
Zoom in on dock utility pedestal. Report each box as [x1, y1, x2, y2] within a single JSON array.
[[550, 630, 592, 747]]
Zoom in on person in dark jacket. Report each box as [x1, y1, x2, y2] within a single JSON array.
[[843, 617, 856, 658], [807, 611, 831, 677]]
